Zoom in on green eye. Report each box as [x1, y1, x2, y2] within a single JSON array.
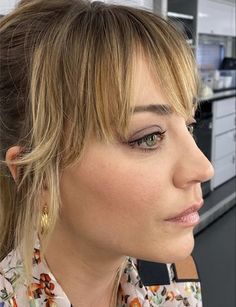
[[144, 134, 159, 147], [129, 130, 166, 151], [187, 124, 195, 135], [186, 118, 197, 136]]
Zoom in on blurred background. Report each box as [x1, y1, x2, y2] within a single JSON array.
[[1, 1, 235, 306]]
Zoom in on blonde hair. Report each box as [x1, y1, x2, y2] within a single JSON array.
[[0, 0, 200, 304]]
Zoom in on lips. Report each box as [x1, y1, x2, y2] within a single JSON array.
[[164, 200, 204, 221]]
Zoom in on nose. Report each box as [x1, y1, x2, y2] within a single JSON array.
[[173, 138, 215, 189]]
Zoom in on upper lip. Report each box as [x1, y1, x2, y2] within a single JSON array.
[[165, 199, 204, 221]]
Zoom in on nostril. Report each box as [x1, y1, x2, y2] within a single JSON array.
[[203, 161, 215, 182], [209, 163, 215, 179]]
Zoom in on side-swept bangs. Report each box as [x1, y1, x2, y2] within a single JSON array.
[[60, 2, 199, 164]]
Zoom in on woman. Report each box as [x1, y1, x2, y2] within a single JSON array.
[[0, 0, 214, 306]]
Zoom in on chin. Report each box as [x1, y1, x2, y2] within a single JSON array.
[[164, 233, 195, 263], [138, 233, 195, 264]]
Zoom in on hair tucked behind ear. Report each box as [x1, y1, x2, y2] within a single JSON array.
[[0, 0, 199, 296], [0, 0, 93, 281]]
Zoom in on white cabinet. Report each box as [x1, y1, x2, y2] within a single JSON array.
[[214, 97, 236, 118], [214, 113, 235, 135], [215, 130, 236, 160], [211, 96, 236, 189], [0, 0, 18, 15], [198, 0, 236, 37], [213, 153, 236, 188]]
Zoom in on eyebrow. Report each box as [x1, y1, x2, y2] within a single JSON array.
[[132, 104, 173, 115]]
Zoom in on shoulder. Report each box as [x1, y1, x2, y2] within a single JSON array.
[[147, 255, 203, 306], [121, 255, 202, 307], [0, 249, 24, 305]]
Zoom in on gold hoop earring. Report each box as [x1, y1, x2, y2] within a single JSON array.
[[40, 206, 49, 235]]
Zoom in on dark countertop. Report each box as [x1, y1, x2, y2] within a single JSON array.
[[200, 87, 236, 102], [213, 86, 236, 93]]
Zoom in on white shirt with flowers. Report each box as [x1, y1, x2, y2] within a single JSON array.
[[0, 239, 202, 307]]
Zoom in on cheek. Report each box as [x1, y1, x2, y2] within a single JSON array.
[[77, 156, 165, 217], [58, 150, 195, 262], [59, 150, 166, 236]]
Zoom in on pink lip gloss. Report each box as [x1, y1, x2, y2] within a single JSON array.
[[165, 211, 200, 227]]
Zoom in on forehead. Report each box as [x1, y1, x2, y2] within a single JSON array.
[[131, 55, 195, 119], [132, 56, 170, 108]]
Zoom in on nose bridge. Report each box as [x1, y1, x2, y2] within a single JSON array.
[[174, 136, 214, 187]]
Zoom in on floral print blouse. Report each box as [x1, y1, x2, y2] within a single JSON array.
[[0, 239, 202, 307]]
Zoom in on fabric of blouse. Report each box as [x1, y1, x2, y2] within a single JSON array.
[[0, 239, 202, 307]]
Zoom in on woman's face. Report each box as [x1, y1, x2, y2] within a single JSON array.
[[58, 57, 214, 263]]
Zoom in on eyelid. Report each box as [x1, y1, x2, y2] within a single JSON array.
[[128, 125, 164, 142], [129, 130, 166, 144], [186, 118, 197, 136], [126, 131, 166, 153], [186, 118, 197, 125]]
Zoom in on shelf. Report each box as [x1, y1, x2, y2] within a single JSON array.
[[167, 11, 194, 20]]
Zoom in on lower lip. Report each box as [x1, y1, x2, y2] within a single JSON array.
[[165, 211, 200, 227]]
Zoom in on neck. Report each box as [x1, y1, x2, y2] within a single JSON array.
[[42, 223, 126, 307]]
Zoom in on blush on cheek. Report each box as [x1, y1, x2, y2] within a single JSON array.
[[85, 166, 161, 213], [61, 149, 165, 232], [59, 144, 168, 254]]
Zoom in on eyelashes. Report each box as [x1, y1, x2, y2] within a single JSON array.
[[124, 121, 196, 153], [186, 122, 197, 137], [127, 130, 167, 152]]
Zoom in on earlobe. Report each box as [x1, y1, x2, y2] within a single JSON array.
[[5, 146, 22, 182]]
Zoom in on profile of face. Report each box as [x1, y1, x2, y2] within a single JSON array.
[[7, 56, 214, 265], [53, 56, 214, 264]]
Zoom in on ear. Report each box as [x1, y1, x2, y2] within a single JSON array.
[[5, 146, 22, 182]]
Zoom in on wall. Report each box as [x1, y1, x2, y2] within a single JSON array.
[[0, 0, 18, 15]]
